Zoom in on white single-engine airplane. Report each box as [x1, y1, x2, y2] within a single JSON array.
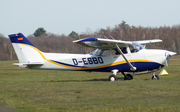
[[9, 33, 176, 81]]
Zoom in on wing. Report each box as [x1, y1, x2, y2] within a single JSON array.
[[134, 39, 162, 48], [134, 39, 162, 44], [74, 38, 162, 49], [73, 38, 132, 49]]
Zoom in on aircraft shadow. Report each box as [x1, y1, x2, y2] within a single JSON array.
[[50, 77, 124, 82]]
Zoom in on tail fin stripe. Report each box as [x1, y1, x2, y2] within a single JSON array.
[[9, 33, 36, 47]]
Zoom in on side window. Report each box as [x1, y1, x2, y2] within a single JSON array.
[[112, 48, 127, 55], [112, 49, 120, 55], [96, 49, 110, 56]]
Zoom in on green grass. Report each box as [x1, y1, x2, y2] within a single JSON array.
[[0, 57, 180, 112]]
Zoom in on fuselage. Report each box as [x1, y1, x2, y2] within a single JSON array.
[[30, 48, 168, 73]]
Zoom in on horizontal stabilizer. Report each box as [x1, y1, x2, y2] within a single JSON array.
[[13, 62, 43, 66]]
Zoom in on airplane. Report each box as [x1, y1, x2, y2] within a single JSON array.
[[8, 33, 176, 81]]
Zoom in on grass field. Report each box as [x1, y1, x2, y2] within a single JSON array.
[[0, 57, 180, 112]]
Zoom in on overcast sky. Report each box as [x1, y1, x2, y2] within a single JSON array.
[[1, 0, 180, 37]]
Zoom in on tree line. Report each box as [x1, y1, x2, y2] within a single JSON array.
[[0, 22, 180, 61]]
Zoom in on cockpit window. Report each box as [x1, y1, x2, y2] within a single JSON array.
[[130, 42, 145, 53], [95, 49, 110, 56]]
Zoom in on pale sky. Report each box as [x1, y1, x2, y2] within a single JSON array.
[[0, 0, 180, 37]]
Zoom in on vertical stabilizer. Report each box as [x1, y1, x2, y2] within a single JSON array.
[[8, 33, 45, 64]]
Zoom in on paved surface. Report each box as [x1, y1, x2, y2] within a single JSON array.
[[0, 104, 19, 112]]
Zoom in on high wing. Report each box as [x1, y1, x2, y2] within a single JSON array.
[[73, 38, 132, 49], [73, 38, 162, 49]]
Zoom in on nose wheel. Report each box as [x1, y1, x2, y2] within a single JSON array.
[[152, 72, 159, 80]]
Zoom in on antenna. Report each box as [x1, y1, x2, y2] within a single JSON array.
[[103, 35, 108, 39], [109, 35, 115, 40]]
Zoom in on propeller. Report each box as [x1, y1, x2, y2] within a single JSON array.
[[165, 51, 176, 66], [165, 52, 170, 66]]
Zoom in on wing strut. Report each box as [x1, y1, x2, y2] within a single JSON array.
[[116, 44, 136, 71]]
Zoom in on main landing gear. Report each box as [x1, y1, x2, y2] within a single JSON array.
[[108, 75, 118, 81], [122, 72, 133, 80], [108, 70, 133, 81], [108, 70, 118, 81]]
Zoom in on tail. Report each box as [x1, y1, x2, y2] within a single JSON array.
[[8, 33, 44, 66]]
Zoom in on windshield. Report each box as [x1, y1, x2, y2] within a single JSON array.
[[130, 42, 145, 53], [132, 42, 145, 50]]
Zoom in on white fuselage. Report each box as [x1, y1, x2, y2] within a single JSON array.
[[30, 48, 168, 72]]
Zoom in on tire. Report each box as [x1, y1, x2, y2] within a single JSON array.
[[108, 75, 118, 81], [152, 75, 159, 80], [124, 74, 133, 80]]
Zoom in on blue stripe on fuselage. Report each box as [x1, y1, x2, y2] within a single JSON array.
[[77, 62, 164, 72]]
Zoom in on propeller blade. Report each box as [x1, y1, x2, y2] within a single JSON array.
[[165, 54, 170, 66]]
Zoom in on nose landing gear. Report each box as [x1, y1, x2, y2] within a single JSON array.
[[152, 72, 159, 80]]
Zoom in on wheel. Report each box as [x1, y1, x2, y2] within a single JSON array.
[[108, 75, 118, 81], [152, 75, 159, 80], [124, 74, 133, 80]]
